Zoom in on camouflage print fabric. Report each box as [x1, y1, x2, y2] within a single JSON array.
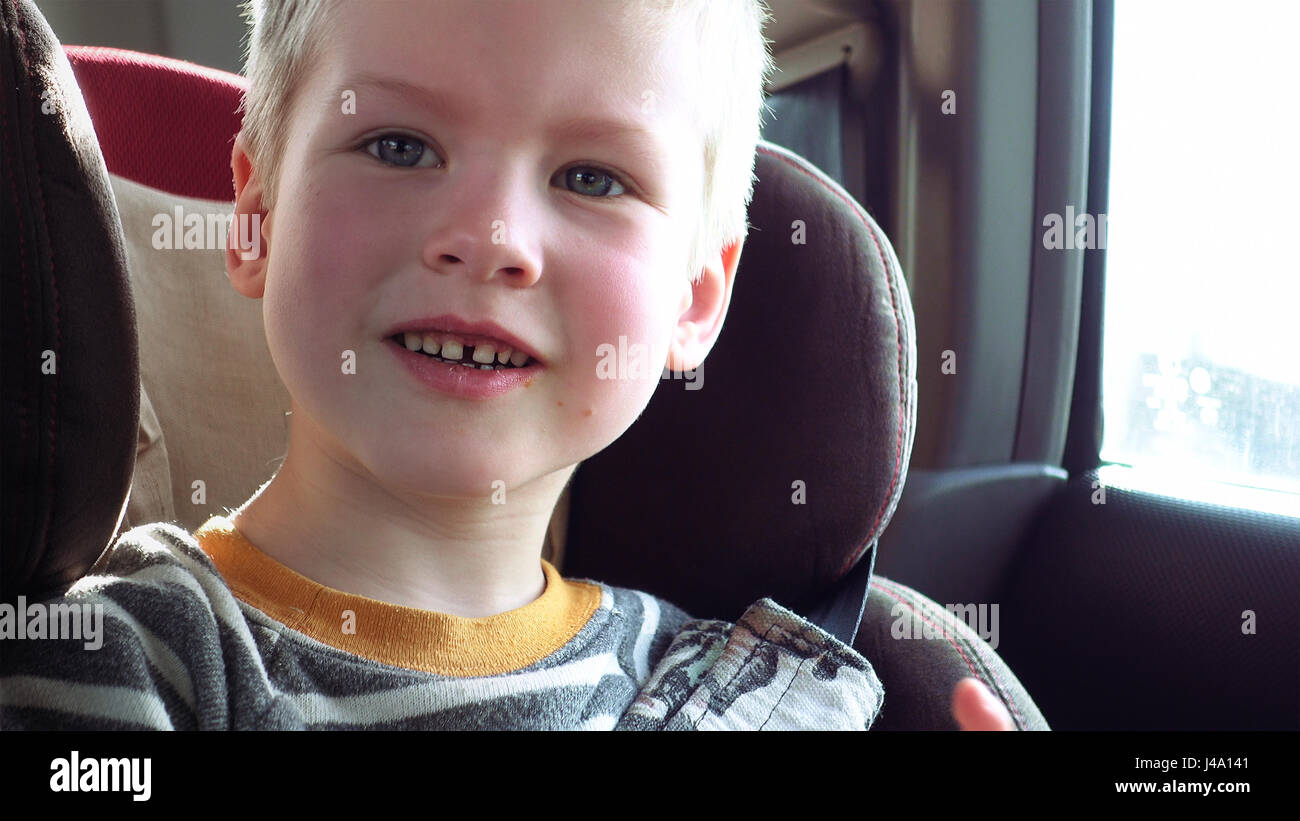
[[617, 599, 883, 730]]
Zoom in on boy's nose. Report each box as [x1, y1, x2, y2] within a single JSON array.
[[425, 249, 535, 286], [418, 169, 543, 288]]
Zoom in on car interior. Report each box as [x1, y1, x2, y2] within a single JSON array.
[[3, 0, 1297, 738]]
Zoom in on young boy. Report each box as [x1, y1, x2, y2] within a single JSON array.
[[1, 0, 1012, 731]]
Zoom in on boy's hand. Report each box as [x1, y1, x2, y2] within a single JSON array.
[[952, 677, 1017, 730]]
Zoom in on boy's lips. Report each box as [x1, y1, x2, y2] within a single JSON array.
[[387, 338, 543, 400], [383, 314, 544, 364]]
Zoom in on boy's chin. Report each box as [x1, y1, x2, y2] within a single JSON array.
[[361, 447, 560, 502]]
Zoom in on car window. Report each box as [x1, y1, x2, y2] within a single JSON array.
[[1099, 0, 1300, 512]]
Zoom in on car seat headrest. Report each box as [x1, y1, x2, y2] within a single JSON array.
[[1, 0, 139, 602], [564, 142, 918, 619]]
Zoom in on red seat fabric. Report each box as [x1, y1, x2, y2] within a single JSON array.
[[65, 46, 247, 201]]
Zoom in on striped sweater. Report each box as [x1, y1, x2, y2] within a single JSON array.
[[0, 516, 884, 730]]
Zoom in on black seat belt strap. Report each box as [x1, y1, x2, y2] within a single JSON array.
[[802, 540, 877, 648]]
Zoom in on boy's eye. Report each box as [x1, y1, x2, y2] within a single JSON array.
[[364, 134, 441, 168], [558, 166, 626, 198], [361, 135, 626, 198]]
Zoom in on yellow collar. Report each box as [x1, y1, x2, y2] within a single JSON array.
[[192, 515, 601, 677]]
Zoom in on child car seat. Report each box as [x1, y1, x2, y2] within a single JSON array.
[[0, 0, 1047, 730]]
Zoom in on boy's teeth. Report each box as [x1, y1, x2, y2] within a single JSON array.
[[397, 333, 534, 367]]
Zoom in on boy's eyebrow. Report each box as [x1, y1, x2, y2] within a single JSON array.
[[339, 74, 670, 164]]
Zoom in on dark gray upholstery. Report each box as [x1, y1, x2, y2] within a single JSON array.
[[1, 0, 138, 604], [860, 576, 1048, 730], [1001, 470, 1298, 730]]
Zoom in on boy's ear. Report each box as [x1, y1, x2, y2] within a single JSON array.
[[665, 237, 744, 373], [226, 132, 272, 299]]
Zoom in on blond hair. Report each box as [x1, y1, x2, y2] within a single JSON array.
[[238, 0, 775, 284]]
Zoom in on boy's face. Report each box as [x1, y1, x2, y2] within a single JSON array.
[[230, 0, 741, 498]]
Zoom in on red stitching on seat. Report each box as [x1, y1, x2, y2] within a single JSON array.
[[870, 578, 1027, 728], [754, 145, 907, 579]]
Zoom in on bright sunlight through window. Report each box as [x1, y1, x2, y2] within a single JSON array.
[[1101, 0, 1300, 508]]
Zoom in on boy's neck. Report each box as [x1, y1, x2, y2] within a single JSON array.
[[229, 419, 573, 618]]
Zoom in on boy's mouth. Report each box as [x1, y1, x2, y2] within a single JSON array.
[[384, 314, 545, 367], [388, 333, 534, 371], [386, 334, 543, 400]]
